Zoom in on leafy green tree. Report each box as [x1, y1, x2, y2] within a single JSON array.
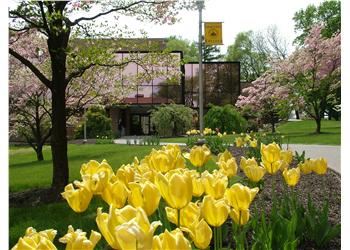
[[166, 36, 222, 62], [166, 36, 198, 63], [226, 31, 268, 82], [226, 26, 288, 83], [202, 36, 222, 62], [293, 0, 340, 45]]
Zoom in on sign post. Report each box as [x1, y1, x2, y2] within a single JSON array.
[[196, 0, 204, 135]]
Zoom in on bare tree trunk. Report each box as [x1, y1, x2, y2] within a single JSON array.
[[271, 122, 276, 133], [50, 83, 69, 191], [315, 118, 321, 134], [295, 110, 300, 119], [36, 145, 44, 161]]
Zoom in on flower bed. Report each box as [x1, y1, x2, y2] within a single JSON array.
[[11, 135, 340, 250]]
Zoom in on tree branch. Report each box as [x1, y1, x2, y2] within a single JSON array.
[[70, 0, 165, 26], [9, 10, 43, 29], [9, 48, 52, 88], [38, 1, 50, 35]]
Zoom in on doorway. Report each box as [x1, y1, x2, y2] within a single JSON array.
[[130, 114, 152, 135]]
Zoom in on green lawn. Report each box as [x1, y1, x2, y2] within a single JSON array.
[[9, 144, 160, 193], [160, 120, 340, 145], [9, 144, 220, 249], [277, 120, 340, 145]]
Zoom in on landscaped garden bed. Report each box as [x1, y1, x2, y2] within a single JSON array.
[[10, 132, 340, 249]]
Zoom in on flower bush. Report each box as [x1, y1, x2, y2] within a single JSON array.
[[12, 142, 340, 250]]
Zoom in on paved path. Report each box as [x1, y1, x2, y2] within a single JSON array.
[[113, 139, 340, 174], [283, 144, 340, 174]]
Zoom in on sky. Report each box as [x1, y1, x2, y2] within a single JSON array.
[[111, 0, 325, 54], [8, 0, 324, 55]]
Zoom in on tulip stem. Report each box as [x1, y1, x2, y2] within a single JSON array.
[[219, 226, 222, 249], [177, 209, 180, 227], [214, 226, 217, 250]]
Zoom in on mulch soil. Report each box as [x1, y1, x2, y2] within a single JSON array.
[[228, 146, 341, 250], [9, 145, 341, 249]]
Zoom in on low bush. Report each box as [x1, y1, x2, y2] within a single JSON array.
[[74, 106, 112, 139], [204, 104, 247, 133], [150, 104, 194, 137]]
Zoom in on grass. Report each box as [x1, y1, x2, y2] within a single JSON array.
[[277, 120, 340, 145], [9, 143, 220, 249], [159, 120, 340, 145], [9, 144, 160, 193]]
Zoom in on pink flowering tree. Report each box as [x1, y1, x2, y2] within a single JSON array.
[[276, 25, 341, 133], [236, 71, 292, 132], [9, 1, 192, 192]]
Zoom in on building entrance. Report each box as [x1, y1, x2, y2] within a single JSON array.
[[130, 114, 153, 135]]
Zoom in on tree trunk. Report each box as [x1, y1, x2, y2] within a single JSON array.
[[295, 110, 300, 119], [36, 144, 44, 161], [271, 122, 276, 133], [48, 30, 70, 192], [50, 83, 69, 191], [315, 118, 321, 134]]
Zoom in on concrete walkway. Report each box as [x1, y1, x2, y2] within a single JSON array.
[[113, 139, 340, 174], [283, 144, 340, 174]]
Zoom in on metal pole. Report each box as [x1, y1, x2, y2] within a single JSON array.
[[83, 107, 87, 143], [197, 0, 204, 135]]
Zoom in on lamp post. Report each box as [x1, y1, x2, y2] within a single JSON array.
[[196, 0, 204, 135]]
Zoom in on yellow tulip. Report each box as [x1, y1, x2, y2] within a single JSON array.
[[80, 159, 114, 180], [116, 164, 136, 186], [312, 157, 328, 175], [163, 144, 186, 169], [184, 145, 211, 168], [217, 158, 238, 177], [61, 183, 93, 213], [218, 149, 233, 162], [224, 183, 259, 211], [191, 174, 205, 197], [280, 150, 293, 164], [235, 137, 244, 147], [148, 149, 174, 173], [59, 225, 101, 250], [155, 172, 192, 209], [240, 156, 258, 171], [282, 167, 301, 187], [128, 181, 161, 216], [201, 195, 230, 227], [243, 163, 266, 183], [11, 227, 57, 250], [96, 205, 140, 249], [261, 142, 281, 162], [78, 160, 114, 194], [298, 159, 313, 174], [261, 143, 282, 174], [114, 207, 162, 250], [203, 127, 213, 135], [181, 219, 212, 249], [152, 229, 192, 250], [101, 180, 129, 208], [230, 208, 250, 226], [165, 202, 200, 227], [202, 171, 228, 199], [249, 139, 258, 148], [244, 134, 251, 142], [218, 132, 223, 137]]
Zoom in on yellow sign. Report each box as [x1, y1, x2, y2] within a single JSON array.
[[204, 22, 223, 45]]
